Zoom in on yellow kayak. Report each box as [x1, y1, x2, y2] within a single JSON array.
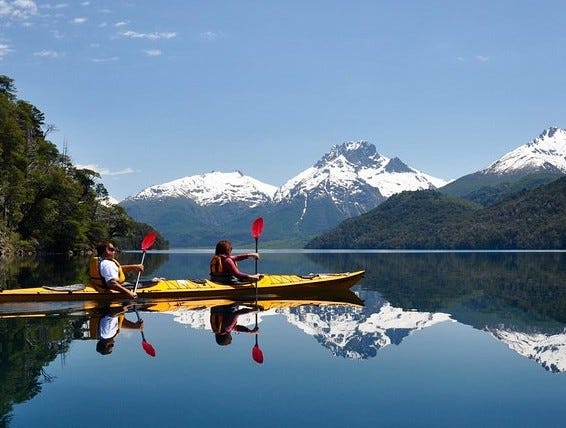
[[0, 271, 365, 303]]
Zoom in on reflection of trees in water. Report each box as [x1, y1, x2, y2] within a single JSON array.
[[0, 316, 84, 425], [307, 252, 566, 326]]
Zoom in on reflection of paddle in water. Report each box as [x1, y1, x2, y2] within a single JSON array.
[[134, 308, 156, 357], [251, 217, 265, 364]]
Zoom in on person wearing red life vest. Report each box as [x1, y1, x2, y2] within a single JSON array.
[[209, 240, 263, 285]]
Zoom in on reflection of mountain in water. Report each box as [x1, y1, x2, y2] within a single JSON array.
[[171, 291, 452, 360], [171, 286, 566, 371], [285, 291, 451, 359], [486, 326, 566, 373], [305, 251, 566, 371]]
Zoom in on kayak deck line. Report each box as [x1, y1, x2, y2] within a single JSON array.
[[0, 271, 365, 303]]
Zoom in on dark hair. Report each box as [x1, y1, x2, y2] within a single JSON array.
[[96, 338, 115, 355], [215, 240, 232, 256], [96, 241, 113, 257], [215, 332, 233, 346]]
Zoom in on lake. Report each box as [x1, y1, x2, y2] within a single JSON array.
[[1, 250, 566, 427]]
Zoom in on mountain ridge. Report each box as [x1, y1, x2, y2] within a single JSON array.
[[121, 128, 566, 247], [122, 140, 447, 246]]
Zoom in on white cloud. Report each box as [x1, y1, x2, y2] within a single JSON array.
[[42, 3, 69, 10], [114, 21, 128, 27], [71, 16, 86, 24], [200, 31, 221, 41], [0, 0, 38, 19], [119, 30, 176, 40], [0, 43, 14, 59], [90, 56, 119, 63], [144, 49, 162, 56], [76, 164, 135, 176], [456, 55, 490, 63], [33, 49, 64, 58]]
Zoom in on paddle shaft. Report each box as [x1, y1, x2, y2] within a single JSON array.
[[133, 251, 147, 293]]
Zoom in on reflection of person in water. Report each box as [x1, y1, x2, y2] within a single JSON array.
[[92, 304, 144, 355], [210, 304, 261, 346]]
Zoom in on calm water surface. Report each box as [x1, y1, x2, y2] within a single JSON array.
[[1, 251, 566, 428]]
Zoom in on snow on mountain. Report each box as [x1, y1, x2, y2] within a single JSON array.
[[126, 171, 277, 207], [169, 296, 452, 360], [285, 301, 452, 359], [167, 296, 566, 371], [483, 127, 566, 175], [274, 141, 448, 202], [485, 326, 566, 373]]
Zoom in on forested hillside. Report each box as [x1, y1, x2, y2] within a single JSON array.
[[306, 177, 566, 250], [0, 75, 163, 255]]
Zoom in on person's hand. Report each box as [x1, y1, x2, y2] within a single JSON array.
[[136, 264, 144, 272], [251, 326, 259, 333], [249, 252, 260, 260], [129, 291, 138, 299]]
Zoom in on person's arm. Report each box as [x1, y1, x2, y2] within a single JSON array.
[[121, 317, 143, 330], [235, 325, 259, 334], [121, 264, 144, 273], [106, 279, 138, 298], [224, 257, 261, 281], [232, 253, 259, 262]]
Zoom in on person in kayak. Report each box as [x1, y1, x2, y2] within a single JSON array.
[[209, 240, 263, 285], [89, 241, 144, 298], [210, 303, 261, 346]]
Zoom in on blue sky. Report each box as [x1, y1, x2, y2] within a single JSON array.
[[1, 1, 565, 201]]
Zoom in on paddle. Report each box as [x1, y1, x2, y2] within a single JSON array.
[[251, 217, 264, 364], [133, 231, 157, 294], [134, 307, 156, 357]]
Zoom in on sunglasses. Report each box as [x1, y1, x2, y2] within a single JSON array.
[[107, 246, 117, 252]]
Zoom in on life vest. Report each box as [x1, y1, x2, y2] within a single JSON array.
[[209, 255, 237, 284], [88, 257, 125, 288], [210, 305, 237, 333], [210, 312, 224, 333]]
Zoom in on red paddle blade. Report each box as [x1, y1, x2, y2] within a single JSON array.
[[141, 231, 157, 251], [252, 345, 264, 364], [142, 340, 156, 357], [251, 217, 264, 239]]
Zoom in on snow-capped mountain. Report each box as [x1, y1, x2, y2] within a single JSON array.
[[275, 141, 446, 204], [126, 171, 277, 207], [482, 127, 566, 175], [441, 127, 566, 200], [121, 141, 447, 246]]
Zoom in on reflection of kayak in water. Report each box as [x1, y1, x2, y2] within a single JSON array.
[[143, 289, 365, 313], [0, 271, 365, 304], [0, 289, 364, 318]]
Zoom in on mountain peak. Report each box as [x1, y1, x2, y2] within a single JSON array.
[[315, 141, 384, 169], [484, 127, 566, 175], [127, 170, 277, 207], [275, 140, 447, 207]]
